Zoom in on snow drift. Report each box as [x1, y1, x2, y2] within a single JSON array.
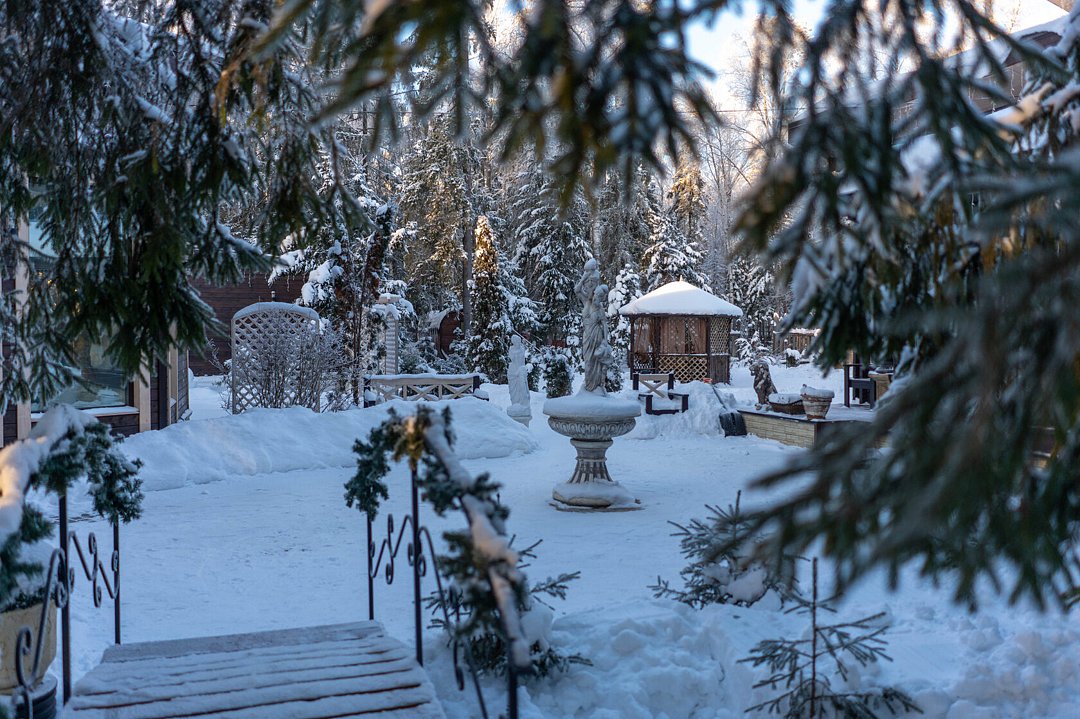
[[123, 398, 538, 491]]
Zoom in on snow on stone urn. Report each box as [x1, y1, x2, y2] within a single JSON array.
[[543, 260, 641, 509]]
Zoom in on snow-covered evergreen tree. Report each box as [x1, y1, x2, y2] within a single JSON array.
[[727, 254, 777, 354], [669, 159, 708, 249], [593, 166, 658, 279], [465, 217, 513, 383], [398, 120, 474, 319], [641, 210, 708, 292], [607, 264, 643, 360], [271, 142, 405, 403], [509, 164, 591, 348]]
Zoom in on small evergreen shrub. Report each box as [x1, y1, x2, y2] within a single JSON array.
[[542, 347, 573, 398], [740, 559, 920, 719], [651, 492, 796, 608]]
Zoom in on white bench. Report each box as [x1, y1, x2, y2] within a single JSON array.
[[363, 373, 487, 407]]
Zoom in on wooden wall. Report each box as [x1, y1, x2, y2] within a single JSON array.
[[189, 272, 304, 375]]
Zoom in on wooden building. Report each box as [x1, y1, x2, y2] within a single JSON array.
[[619, 281, 743, 384], [1, 219, 189, 448]]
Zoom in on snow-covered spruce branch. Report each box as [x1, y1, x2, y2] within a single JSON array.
[[651, 492, 798, 608], [347, 406, 571, 676], [1, 405, 143, 608], [739, 560, 919, 719]]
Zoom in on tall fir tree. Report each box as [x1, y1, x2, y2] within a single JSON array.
[[726, 254, 777, 351], [641, 210, 708, 292], [593, 165, 658, 280], [669, 159, 708, 250], [509, 163, 591, 349], [398, 119, 474, 319], [465, 217, 513, 383]]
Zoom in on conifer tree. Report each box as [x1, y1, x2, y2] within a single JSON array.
[[398, 120, 474, 319], [607, 264, 643, 361], [642, 211, 708, 292], [727, 253, 778, 353], [510, 166, 591, 348], [465, 217, 513, 383], [593, 166, 658, 277], [669, 160, 708, 249]]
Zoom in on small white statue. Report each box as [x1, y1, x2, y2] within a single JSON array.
[[507, 335, 532, 426]]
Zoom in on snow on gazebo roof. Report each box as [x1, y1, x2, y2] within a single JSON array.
[[618, 281, 743, 318]]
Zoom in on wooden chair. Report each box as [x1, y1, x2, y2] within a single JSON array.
[[632, 372, 689, 415], [843, 362, 877, 408]]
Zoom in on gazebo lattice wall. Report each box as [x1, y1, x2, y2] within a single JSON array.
[[628, 315, 733, 384]]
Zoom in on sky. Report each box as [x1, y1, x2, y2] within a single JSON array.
[[685, 0, 1069, 106]]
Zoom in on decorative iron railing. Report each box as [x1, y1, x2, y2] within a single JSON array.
[[365, 461, 520, 719], [13, 496, 121, 719]]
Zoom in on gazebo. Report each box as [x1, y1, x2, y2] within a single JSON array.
[[619, 281, 743, 384]]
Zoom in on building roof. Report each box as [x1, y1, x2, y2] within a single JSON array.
[[619, 281, 743, 318]]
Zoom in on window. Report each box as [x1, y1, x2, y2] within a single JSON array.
[[32, 336, 129, 412]]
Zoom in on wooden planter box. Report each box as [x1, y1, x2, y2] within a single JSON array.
[[0, 601, 57, 693]]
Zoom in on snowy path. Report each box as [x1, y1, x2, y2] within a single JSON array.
[[69, 622, 444, 718]]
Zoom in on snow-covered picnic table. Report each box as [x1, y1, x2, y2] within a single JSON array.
[[68, 622, 444, 718]]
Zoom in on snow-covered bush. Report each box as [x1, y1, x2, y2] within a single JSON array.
[[1, 407, 143, 613], [651, 493, 795, 608], [347, 406, 580, 678], [223, 324, 349, 413], [784, 348, 801, 367], [541, 348, 573, 398]]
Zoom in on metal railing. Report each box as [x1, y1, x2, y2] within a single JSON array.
[[365, 463, 519, 719], [13, 496, 121, 719]]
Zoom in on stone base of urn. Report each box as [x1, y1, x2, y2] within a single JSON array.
[[544, 394, 641, 510]]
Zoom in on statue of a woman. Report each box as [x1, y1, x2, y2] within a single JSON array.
[[576, 260, 612, 394]]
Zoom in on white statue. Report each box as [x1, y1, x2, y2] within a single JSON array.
[[576, 259, 613, 394], [507, 335, 532, 426]]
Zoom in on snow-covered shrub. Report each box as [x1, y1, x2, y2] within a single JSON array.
[[347, 406, 582, 679], [741, 559, 919, 719], [734, 330, 771, 364], [398, 337, 430, 374], [784, 348, 801, 367], [541, 347, 573, 398], [427, 546, 587, 678], [223, 324, 349, 413], [1, 407, 143, 613], [651, 492, 795, 608]]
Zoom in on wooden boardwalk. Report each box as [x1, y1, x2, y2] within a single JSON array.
[[68, 622, 446, 719]]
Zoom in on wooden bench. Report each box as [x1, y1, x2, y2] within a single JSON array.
[[363, 373, 486, 408], [632, 372, 689, 415], [69, 622, 445, 719]]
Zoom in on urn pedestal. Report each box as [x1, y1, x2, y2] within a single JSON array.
[[543, 394, 641, 510]]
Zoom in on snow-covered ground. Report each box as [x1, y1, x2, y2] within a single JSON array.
[[57, 365, 1080, 719]]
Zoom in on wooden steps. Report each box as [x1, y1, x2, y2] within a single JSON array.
[[68, 622, 445, 719]]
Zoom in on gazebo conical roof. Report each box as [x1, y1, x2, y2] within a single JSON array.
[[618, 281, 743, 318]]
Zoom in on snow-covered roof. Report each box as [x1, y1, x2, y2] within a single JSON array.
[[618, 281, 743, 318]]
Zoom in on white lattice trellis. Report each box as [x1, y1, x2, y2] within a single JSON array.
[[231, 302, 322, 414]]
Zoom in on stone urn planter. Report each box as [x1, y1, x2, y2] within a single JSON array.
[[544, 392, 641, 509], [868, 371, 893, 402], [767, 392, 805, 415], [800, 385, 835, 420]]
